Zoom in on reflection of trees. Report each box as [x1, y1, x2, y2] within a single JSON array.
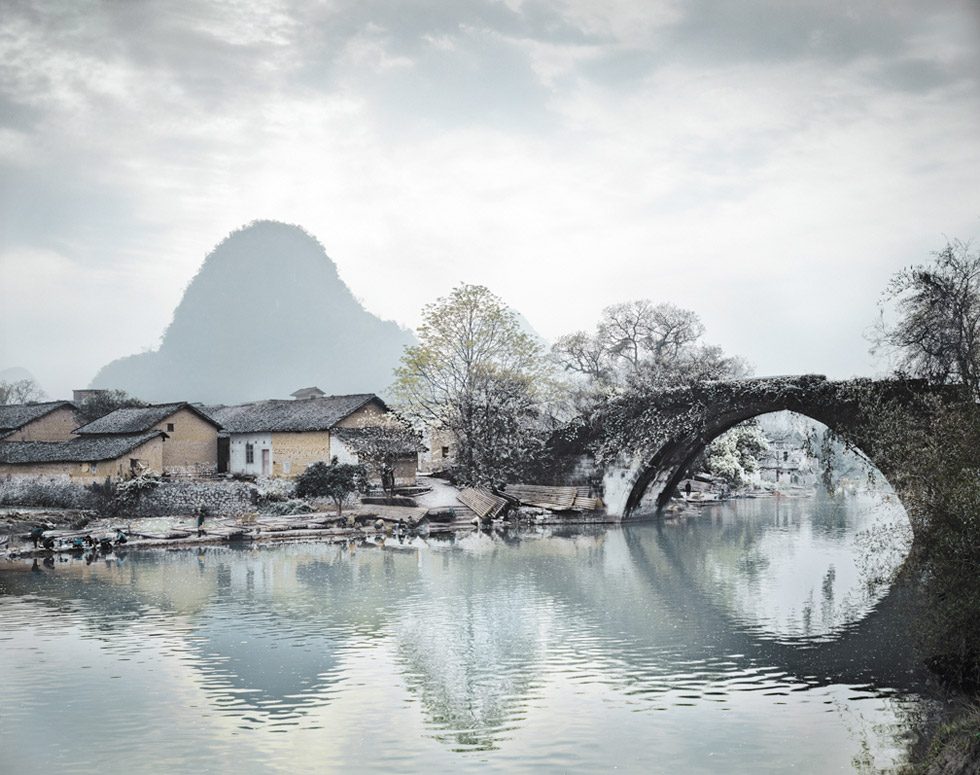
[[390, 533, 559, 751], [0, 514, 926, 748]]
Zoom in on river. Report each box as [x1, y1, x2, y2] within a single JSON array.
[[0, 491, 927, 773]]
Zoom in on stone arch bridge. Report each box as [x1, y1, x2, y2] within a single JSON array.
[[597, 374, 961, 524]]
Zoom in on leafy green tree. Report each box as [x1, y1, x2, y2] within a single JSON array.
[[394, 284, 548, 485], [873, 240, 980, 399], [295, 457, 368, 515]]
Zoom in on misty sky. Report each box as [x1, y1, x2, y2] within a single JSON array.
[[1, 0, 979, 399]]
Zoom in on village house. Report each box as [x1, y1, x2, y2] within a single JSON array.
[[418, 426, 457, 474], [0, 432, 165, 483], [290, 386, 326, 400], [207, 392, 417, 484], [757, 431, 816, 487], [0, 401, 85, 442], [72, 402, 222, 476]]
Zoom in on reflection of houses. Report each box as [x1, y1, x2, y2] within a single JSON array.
[[207, 391, 417, 482], [0, 401, 84, 441], [73, 403, 221, 476]]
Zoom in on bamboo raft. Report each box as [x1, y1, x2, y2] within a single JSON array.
[[504, 484, 604, 512]]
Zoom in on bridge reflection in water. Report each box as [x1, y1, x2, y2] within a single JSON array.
[[0, 493, 923, 773]]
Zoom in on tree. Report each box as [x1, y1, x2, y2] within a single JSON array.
[[551, 299, 745, 390], [551, 331, 612, 383], [77, 390, 147, 421], [701, 422, 769, 487], [856, 392, 980, 689], [628, 343, 751, 391], [342, 414, 422, 498], [873, 240, 980, 399], [0, 378, 45, 405], [294, 457, 368, 515], [394, 284, 548, 485], [598, 300, 704, 373]]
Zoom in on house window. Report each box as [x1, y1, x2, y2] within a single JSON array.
[[783, 451, 788, 462], [89, 463, 97, 474], [441, 446, 450, 458], [167, 423, 175, 432], [246, 443, 254, 464]]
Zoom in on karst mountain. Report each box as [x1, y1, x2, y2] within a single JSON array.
[[91, 221, 415, 403]]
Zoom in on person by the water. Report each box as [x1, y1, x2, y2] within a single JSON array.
[[29, 526, 44, 548], [196, 507, 207, 537], [115, 529, 127, 545]]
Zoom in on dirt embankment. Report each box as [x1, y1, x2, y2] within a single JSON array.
[[0, 507, 93, 536]]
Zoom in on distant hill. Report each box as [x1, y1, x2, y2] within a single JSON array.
[[90, 221, 416, 404], [0, 366, 40, 385]]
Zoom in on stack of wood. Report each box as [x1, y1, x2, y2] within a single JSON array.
[[504, 484, 603, 512], [457, 487, 509, 520], [572, 486, 603, 511]]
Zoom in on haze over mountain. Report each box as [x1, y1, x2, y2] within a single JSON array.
[[91, 221, 415, 404]]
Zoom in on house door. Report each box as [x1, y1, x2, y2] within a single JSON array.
[[261, 448, 270, 476]]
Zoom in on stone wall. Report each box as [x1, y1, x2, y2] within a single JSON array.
[[130, 479, 257, 517], [0, 475, 259, 517], [0, 476, 94, 509]]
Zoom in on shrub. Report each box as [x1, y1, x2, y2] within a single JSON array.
[[295, 458, 367, 515]]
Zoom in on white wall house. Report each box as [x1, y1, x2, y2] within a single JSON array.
[[228, 432, 274, 476]]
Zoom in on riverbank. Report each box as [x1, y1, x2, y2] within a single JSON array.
[[900, 699, 980, 775]]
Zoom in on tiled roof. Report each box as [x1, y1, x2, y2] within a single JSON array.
[[290, 386, 326, 398], [205, 394, 384, 433], [74, 402, 221, 435], [0, 432, 164, 464], [0, 401, 76, 434]]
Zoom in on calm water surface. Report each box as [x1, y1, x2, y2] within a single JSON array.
[[0, 492, 925, 773]]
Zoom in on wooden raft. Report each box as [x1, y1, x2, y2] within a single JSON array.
[[505, 484, 603, 512], [458, 487, 509, 520], [504, 484, 578, 511]]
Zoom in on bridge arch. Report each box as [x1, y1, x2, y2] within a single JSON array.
[[622, 404, 867, 516], [597, 375, 950, 527]]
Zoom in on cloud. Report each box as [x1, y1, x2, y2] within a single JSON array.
[[1, 0, 978, 396]]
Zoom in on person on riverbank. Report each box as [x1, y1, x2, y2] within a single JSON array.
[[29, 526, 44, 548], [196, 507, 208, 537]]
